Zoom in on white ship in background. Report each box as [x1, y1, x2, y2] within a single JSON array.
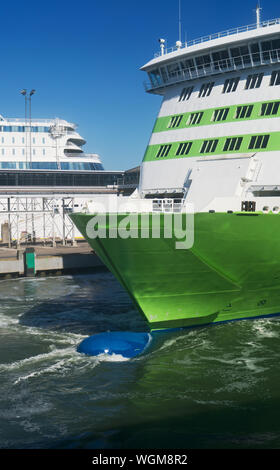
[[0, 114, 103, 172], [0, 112, 130, 244]]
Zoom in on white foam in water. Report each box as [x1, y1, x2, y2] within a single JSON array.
[[0, 346, 75, 373], [253, 319, 279, 338], [13, 348, 100, 384], [0, 315, 19, 328], [96, 353, 131, 363]]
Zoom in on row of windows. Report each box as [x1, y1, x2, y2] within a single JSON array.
[[0, 137, 46, 144], [149, 38, 280, 88], [155, 133, 270, 158], [168, 100, 280, 129], [0, 172, 118, 187], [1, 148, 46, 156], [0, 161, 104, 171], [178, 70, 280, 102], [0, 126, 50, 133]]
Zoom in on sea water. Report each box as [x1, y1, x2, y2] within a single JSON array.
[[0, 272, 280, 449]]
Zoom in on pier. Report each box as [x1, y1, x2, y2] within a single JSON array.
[[0, 240, 105, 278]]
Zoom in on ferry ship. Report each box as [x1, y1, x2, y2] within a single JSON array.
[[71, 11, 280, 330]]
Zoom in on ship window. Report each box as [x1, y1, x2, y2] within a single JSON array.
[[93, 163, 104, 170], [0, 162, 16, 169], [261, 39, 280, 60], [160, 67, 168, 83], [30, 162, 58, 169], [168, 115, 183, 128], [230, 45, 251, 66], [212, 49, 230, 69], [195, 54, 211, 70], [200, 139, 218, 153], [198, 82, 214, 97], [223, 137, 243, 152], [149, 69, 162, 87], [176, 142, 193, 156], [245, 73, 263, 89], [188, 112, 203, 125], [250, 43, 261, 63], [178, 86, 193, 101], [222, 77, 239, 93], [212, 108, 229, 122], [248, 134, 270, 150], [156, 144, 172, 158], [180, 58, 195, 72], [260, 101, 280, 116], [235, 105, 253, 119], [270, 70, 280, 86], [167, 62, 181, 78]]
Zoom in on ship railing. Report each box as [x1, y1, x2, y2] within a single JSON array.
[[5, 118, 54, 123], [152, 198, 183, 213], [63, 152, 101, 160], [154, 17, 280, 57], [144, 47, 280, 91], [3, 118, 76, 128], [84, 195, 188, 214]]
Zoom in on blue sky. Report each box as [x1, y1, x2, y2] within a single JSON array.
[[0, 0, 279, 170]]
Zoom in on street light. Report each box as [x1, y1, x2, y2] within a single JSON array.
[[20, 89, 36, 166]]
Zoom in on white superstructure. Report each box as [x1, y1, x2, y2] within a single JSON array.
[[135, 15, 280, 215], [0, 115, 103, 172]]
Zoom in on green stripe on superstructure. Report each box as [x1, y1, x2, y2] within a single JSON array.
[[143, 130, 280, 162], [152, 99, 280, 133]]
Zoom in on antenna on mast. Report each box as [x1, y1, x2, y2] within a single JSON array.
[[256, 1, 261, 28], [179, 0, 182, 43], [176, 0, 182, 49]]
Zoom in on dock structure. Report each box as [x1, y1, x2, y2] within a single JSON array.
[[0, 166, 140, 276], [0, 166, 140, 248], [0, 241, 105, 278], [0, 194, 77, 248]]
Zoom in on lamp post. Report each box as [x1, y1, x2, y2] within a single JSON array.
[[20, 89, 36, 167]]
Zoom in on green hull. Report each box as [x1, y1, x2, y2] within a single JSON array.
[[70, 212, 280, 330]]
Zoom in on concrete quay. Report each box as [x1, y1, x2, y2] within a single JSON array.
[[0, 241, 105, 278]]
